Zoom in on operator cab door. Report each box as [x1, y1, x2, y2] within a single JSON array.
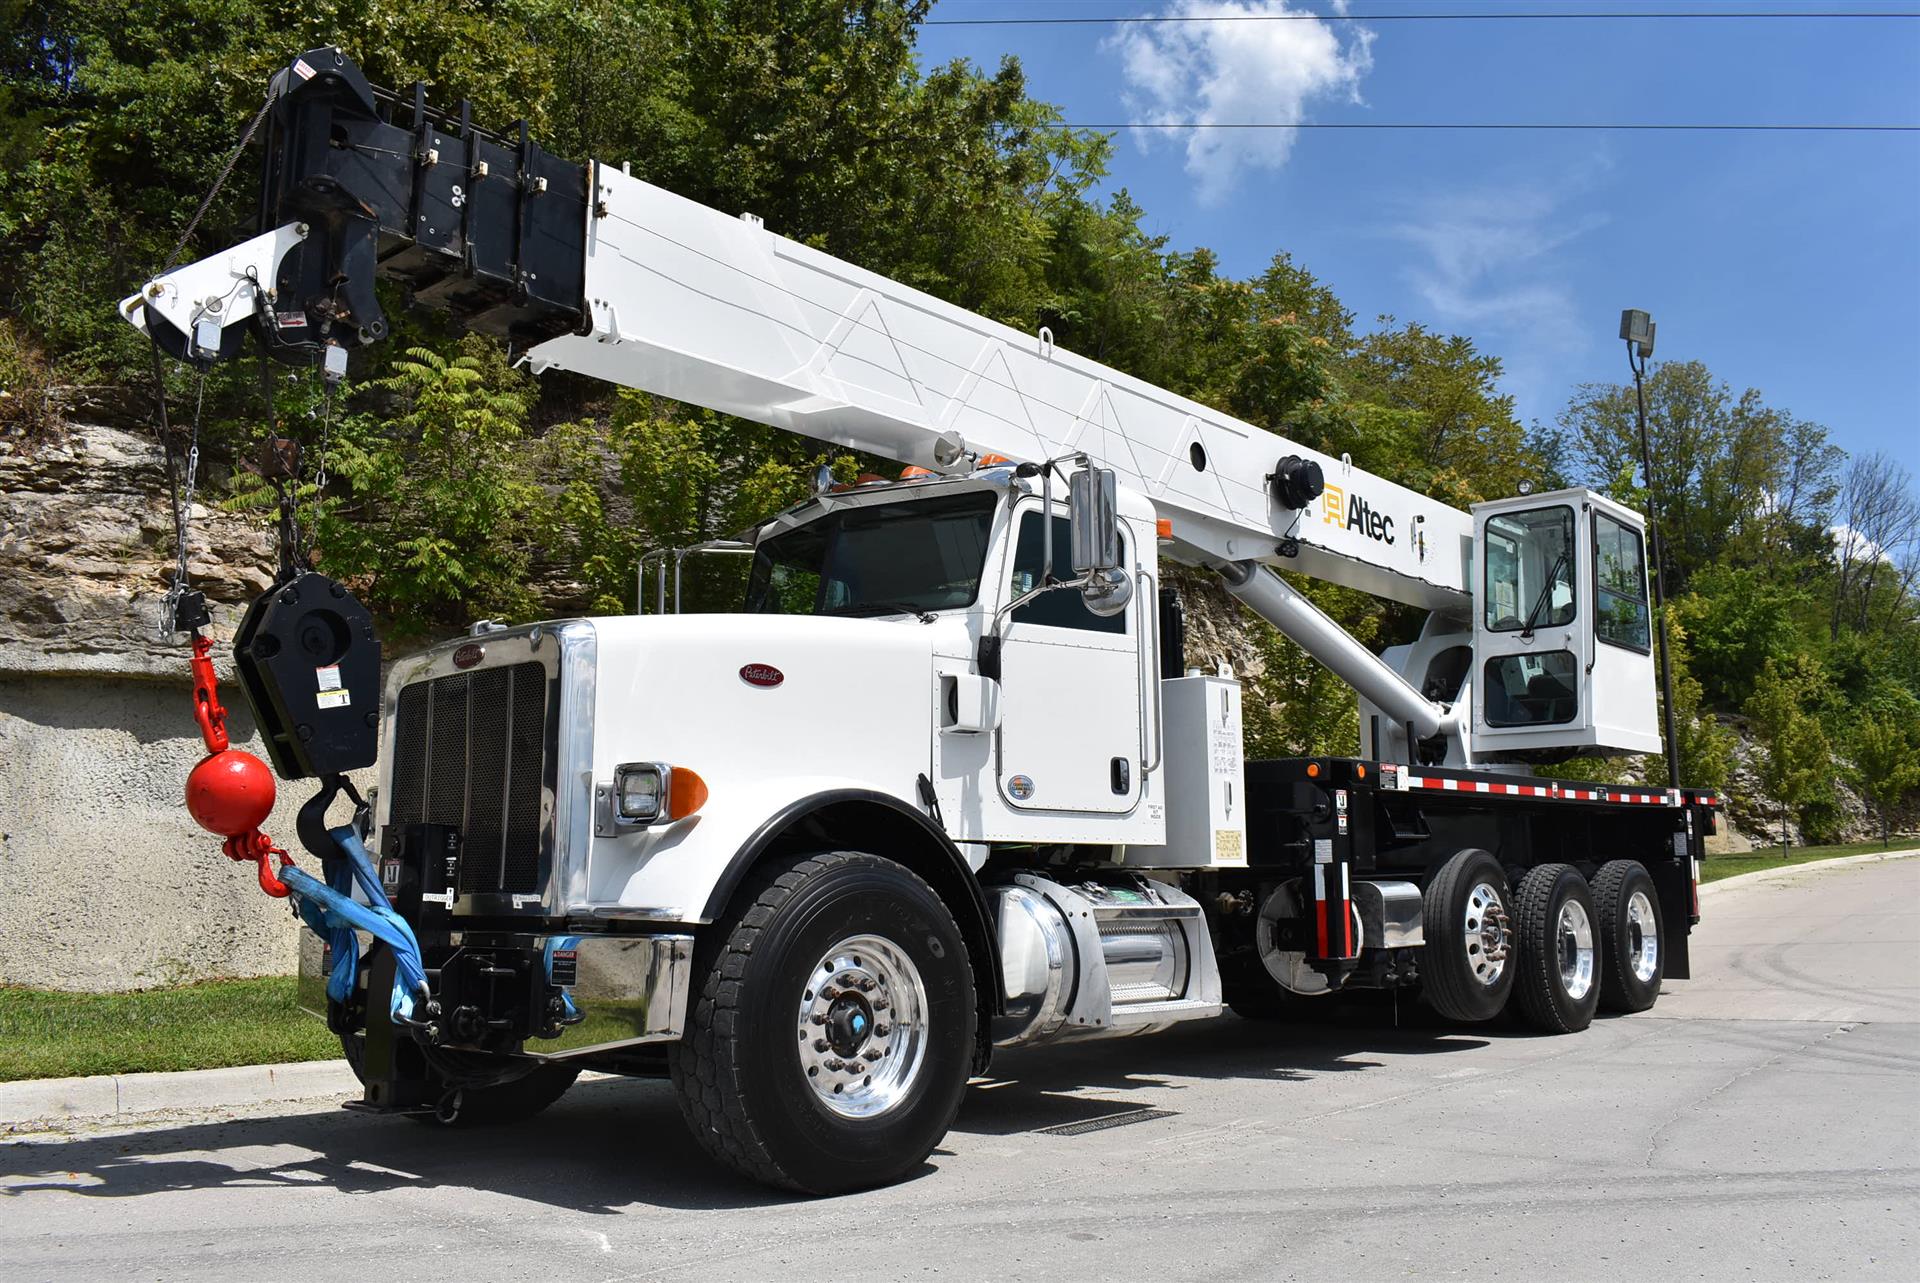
[[995, 504, 1143, 814], [1470, 488, 1660, 757]]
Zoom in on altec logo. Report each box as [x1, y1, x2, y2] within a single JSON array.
[[1321, 484, 1395, 546]]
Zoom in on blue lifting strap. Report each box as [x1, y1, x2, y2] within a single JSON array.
[[283, 825, 429, 1024]]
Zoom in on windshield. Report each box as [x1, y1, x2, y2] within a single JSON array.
[[1484, 505, 1576, 633], [744, 491, 998, 617]]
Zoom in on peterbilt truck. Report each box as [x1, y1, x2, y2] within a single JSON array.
[[127, 49, 1721, 1194]]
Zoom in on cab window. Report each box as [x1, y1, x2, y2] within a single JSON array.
[[1009, 511, 1127, 635], [1483, 651, 1579, 726], [1484, 506, 1576, 634], [1594, 512, 1651, 652]]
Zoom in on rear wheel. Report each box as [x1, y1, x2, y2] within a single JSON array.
[[1511, 863, 1601, 1033], [1419, 849, 1516, 1023], [1592, 859, 1664, 1013], [671, 851, 975, 1194]]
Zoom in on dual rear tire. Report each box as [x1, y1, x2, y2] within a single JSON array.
[[1421, 852, 1664, 1032]]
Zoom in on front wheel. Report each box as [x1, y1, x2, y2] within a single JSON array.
[[671, 851, 975, 1194]]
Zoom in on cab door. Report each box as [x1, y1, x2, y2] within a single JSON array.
[[1472, 494, 1587, 752], [994, 504, 1144, 814]]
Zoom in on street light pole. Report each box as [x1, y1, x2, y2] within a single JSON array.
[[1621, 309, 1682, 792]]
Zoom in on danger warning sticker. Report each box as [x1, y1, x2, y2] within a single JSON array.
[[316, 689, 351, 710]]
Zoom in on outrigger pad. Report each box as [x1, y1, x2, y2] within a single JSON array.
[[232, 572, 381, 778]]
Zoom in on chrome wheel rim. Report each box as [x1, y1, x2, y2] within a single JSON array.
[[796, 933, 928, 1119], [1557, 898, 1596, 1000], [1463, 881, 1511, 986], [1625, 889, 1659, 983]]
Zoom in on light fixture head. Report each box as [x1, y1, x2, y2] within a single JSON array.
[[1619, 309, 1656, 359]]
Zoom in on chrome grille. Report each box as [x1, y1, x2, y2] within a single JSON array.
[[387, 662, 549, 896]]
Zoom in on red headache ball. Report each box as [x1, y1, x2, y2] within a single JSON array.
[[185, 749, 277, 837]]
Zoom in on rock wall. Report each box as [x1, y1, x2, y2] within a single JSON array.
[[1, 413, 323, 991]]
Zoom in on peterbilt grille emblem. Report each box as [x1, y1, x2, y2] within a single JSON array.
[[453, 643, 485, 669], [740, 663, 784, 688]]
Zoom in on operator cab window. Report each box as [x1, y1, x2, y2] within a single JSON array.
[[1594, 512, 1651, 652], [744, 491, 997, 617], [1483, 651, 1579, 726], [1009, 511, 1127, 635], [1484, 505, 1576, 634]]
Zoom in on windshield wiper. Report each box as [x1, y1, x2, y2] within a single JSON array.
[[1519, 550, 1570, 638], [824, 600, 938, 623]]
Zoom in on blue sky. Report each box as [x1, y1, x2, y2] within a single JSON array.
[[916, 1, 1920, 476]]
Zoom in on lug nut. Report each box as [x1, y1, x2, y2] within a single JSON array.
[[862, 1049, 884, 1062], [810, 1013, 827, 1025], [814, 1039, 830, 1053], [874, 1023, 891, 1038]]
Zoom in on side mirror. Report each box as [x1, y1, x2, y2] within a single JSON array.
[[1069, 468, 1123, 573], [1080, 566, 1134, 618]]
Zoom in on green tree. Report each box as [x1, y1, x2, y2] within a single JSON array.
[[312, 338, 543, 636], [1556, 361, 1841, 592], [1850, 710, 1920, 846], [1743, 655, 1835, 850]]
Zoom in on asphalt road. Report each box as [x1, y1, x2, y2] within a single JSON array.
[[4, 857, 1916, 1282]]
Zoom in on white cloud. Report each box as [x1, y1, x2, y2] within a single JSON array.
[[1109, 2, 1374, 204], [1382, 163, 1612, 354]]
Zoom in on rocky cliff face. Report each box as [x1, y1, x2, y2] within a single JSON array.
[[2, 404, 279, 677], [1, 405, 317, 991]]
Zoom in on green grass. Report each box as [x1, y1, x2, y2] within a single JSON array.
[[1701, 838, 1917, 884], [0, 976, 339, 1083]]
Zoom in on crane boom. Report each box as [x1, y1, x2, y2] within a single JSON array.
[[120, 47, 1469, 615], [526, 165, 1472, 614]]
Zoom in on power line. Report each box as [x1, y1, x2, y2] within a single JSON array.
[[926, 9, 1920, 25], [1036, 121, 1918, 131]]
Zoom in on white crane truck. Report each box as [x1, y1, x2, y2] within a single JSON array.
[[126, 49, 1723, 1194]]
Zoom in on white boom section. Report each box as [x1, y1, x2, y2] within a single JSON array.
[[524, 164, 1473, 613]]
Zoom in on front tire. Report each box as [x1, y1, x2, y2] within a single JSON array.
[[671, 851, 975, 1194], [1511, 863, 1602, 1033], [1592, 859, 1663, 1013]]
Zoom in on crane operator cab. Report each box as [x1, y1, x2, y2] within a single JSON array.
[[1470, 488, 1662, 760]]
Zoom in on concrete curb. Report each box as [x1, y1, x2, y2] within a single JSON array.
[[1, 1058, 357, 1127], [1698, 848, 1920, 898]]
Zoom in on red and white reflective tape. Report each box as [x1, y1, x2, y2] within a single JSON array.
[[1312, 862, 1354, 959], [1403, 775, 1702, 808]]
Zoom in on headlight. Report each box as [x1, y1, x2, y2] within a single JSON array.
[[615, 764, 664, 822], [603, 762, 709, 832]]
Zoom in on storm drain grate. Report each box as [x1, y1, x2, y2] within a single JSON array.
[[1037, 1108, 1176, 1137]]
